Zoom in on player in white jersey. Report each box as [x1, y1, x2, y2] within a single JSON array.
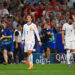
[[70, 16, 75, 64], [21, 15, 42, 69], [62, 16, 73, 67], [70, 23, 75, 50], [71, 16, 75, 51]]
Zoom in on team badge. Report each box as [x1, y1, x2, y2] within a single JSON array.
[[30, 27, 32, 30]]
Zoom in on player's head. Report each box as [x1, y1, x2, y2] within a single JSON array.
[[44, 22, 49, 29], [26, 15, 33, 22], [68, 16, 73, 24], [1, 22, 7, 29], [17, 24, 22, 31]]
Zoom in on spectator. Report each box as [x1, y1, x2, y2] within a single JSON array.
[[0, 22, 14, 65], [13, 24, 22, 63], [0, 3, 9, 17], [40, 23, 53, 63], [12, 16, 19, 30]]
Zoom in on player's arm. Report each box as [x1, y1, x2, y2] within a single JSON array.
[[2, 35, 12, 39], [62, 24, 65, 45], [47, 30, 53, 36], [0, 35, 12, 41], [40, 35, 45, 38], [48, 33, 53, 36], [0, 36, 4, 40], [72, 15, 75, 22], [62, 31, 65, 41], [45, 29, 53, 36], [34, 24, 42, 46], [14, 31, 19, 48], [0, 29, 12, 40]]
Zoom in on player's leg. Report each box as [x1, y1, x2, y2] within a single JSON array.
[[66, 49, 71, 65], [65, 41, 71, 66], [9, 51, 14, 64], [14, 42, 19, 64], [28, 50, 33, 69], [45, 42, 51, 63], [71, 41, 75, 59], [46, 48, 50, 63], [14, 48, 18, 63], [8, 44, 14, 64], [27, 43, 34, 69], [3, 49, 8, 64], [18, 44, 22, 63]]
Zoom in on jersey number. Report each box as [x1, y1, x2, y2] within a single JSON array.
[[27, 31, 28, 35]]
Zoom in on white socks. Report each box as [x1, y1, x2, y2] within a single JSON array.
[[66, 50, 71, 64], [28, 54, 33, 65]]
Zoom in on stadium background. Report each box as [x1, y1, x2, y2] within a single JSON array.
[[0, 0, 75, 64], [0, 0, 75, 75]]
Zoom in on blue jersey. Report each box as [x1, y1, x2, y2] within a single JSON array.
[[39, 28, 56, 51], [49, 29, 56, 48], [49, 30, 55, 43], [0, 28, 12, 45], [40, 28, 53, 43]]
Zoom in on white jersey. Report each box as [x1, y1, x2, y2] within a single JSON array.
[[70, 25, 75, 41], [13, 29, 22, 43], [22, 23, 41, 43], [62, 23, 73, 41]]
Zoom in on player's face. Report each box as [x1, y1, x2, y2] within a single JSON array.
[[27, 16, 32, 22], [18, 25, 22, 31], [68, 19, 73, 24], [44, 24, 49, 28], [1, 23, 7, 29]]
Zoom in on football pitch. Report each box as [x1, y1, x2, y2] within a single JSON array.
[[0, 64, 75, 75]]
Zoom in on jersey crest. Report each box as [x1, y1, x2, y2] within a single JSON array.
[[30, 27, 32, 30]]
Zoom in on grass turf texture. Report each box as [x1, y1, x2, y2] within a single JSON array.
[[0, 64, 75, 75]]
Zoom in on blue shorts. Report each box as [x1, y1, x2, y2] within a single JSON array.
[[0, 43, 14, 52], [38, 41, 51, 53]]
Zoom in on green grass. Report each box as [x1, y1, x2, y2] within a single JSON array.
[[0, 64, 75, 75]]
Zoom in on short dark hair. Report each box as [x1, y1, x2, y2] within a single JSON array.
[[69, 16, 73, 20], [17, 24, 21, 27]]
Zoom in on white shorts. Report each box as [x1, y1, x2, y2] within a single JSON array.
[[24, 42, 35, 52], [65, 40, 75, 50]]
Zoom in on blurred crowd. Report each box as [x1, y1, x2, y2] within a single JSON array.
[[0, 0, 75, 33]]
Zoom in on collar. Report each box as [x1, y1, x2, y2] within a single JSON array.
[[27, 22, 32, 26]]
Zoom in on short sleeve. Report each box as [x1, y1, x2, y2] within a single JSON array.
[[15, 31, 19, 36]]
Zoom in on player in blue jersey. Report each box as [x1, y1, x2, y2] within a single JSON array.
[[40, 23, 53, 63], [0, 22, 14, 65]]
